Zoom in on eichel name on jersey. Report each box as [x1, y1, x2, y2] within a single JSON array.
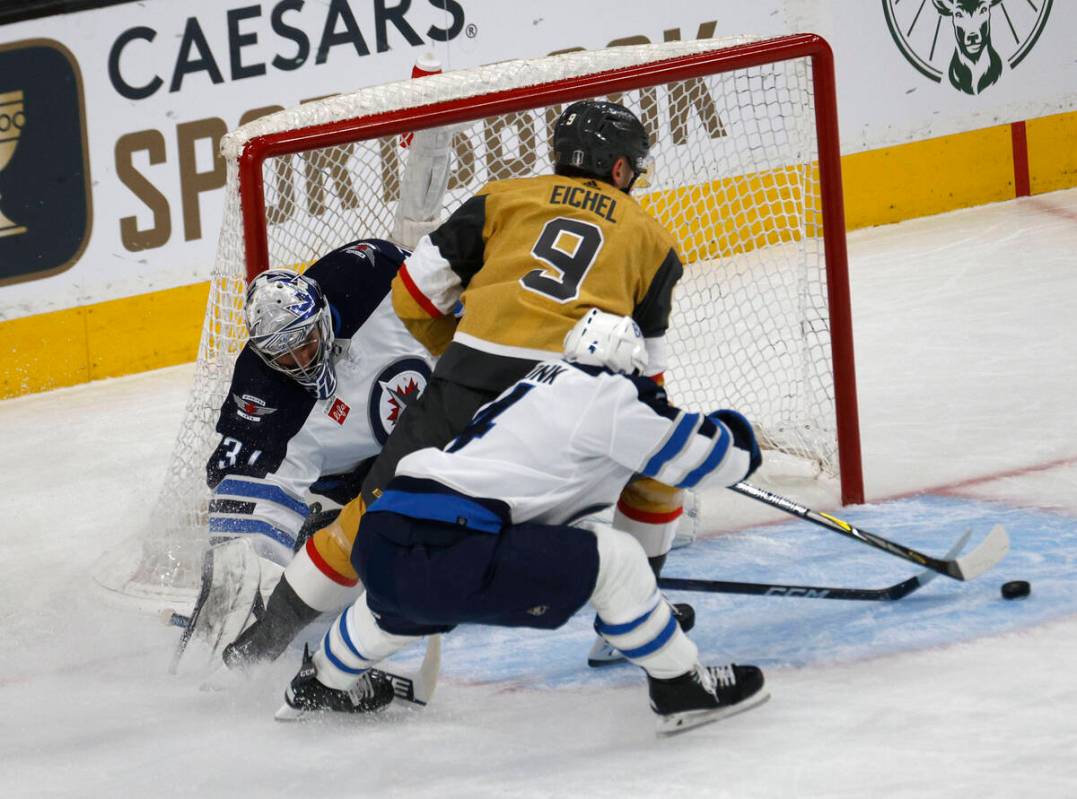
[[373, 360, 751, 532], [206, 239, 434, 566], [394, 173, 684, 392]]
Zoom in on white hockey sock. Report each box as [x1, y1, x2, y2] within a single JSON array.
[[314, 593, 419, 690], [588, 524, 698, 680], [282, 543, 361, 613], [613, 504, 677, 559]]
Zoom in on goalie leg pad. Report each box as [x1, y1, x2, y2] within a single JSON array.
[[615, 478, 684, 558], [171, 539, 264, 675], [315, 593, 420, 691], [588, 523, 698, 680]]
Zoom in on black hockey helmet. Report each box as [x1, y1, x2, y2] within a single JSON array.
[[552, 100, 650, 184]]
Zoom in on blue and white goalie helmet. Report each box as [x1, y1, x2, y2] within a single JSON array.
[[563, 309, 648, 376], [244, 270, 337, 399]]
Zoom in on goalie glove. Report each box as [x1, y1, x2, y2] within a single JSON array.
[[391, 126, 454, 249]]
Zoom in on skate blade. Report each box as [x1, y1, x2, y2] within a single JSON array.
[[274, 705, 305, 722], [274, 694, 306, 722], [655, 690, 771, 737]]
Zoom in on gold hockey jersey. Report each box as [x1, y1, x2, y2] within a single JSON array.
[[393, 173, 683, 388]]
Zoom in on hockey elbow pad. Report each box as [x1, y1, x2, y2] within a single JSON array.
[[710, 409, 762, 479]]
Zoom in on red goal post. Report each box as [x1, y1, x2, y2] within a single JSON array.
[[95, 33, 863, 603]]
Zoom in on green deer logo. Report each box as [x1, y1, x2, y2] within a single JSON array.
[[932, 0, 1004, 94], [882, 0, 1053, 95]]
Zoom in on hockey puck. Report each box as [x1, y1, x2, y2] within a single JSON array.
[[1000, 580, 1030, 600]]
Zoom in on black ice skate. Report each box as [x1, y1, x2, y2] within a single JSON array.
[[587, 602, 695, 667], [648, 663, 768, 736], [275, 645, 395, 721]]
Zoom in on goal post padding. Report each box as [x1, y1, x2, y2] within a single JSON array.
[[93, 33, 862, 603]]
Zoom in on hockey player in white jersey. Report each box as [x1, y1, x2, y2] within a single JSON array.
[[278, 310, 768, 734]]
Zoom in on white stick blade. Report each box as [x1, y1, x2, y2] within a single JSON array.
[[954, 524, 1009, 580], [412, 634, 442, 706], [915, 527, 975, 589], [386, 634, 441, 707]]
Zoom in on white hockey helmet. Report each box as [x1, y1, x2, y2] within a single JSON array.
[[244, 270, 337, 399], [563, 309, 648, 375]]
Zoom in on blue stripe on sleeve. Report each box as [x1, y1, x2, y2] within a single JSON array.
[[322, 634, 366, 676], [215, 478, 310, 518], [618, 615, 678, 660], [641, 413, 699, 478], [677, 422, 731, 489], [208, 517, 296, 550]]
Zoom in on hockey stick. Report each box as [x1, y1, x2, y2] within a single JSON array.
[[165, 613, 440, 707], [388, 633, 441, 707], [657, 527, 970, 601], [731, 482, 1008, 581]]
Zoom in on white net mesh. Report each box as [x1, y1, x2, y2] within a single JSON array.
[[93, 35, 853, 602]]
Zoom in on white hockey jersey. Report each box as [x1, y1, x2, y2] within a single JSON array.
[[375, 361, 751, 531], [207, 239, 434, 564]]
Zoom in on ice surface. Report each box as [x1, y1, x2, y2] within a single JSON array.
[[2, 190, 1077, 797]]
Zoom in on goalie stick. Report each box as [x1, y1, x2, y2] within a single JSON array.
[[731, 482, 1009, 581], [657, 528, 970, 601], [164, 609, 441, 707]]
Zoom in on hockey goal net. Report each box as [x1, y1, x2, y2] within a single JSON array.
[[95, 33, 862, 604]]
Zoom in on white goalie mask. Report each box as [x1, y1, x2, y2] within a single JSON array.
[[563, 309, 648, 376], [244, 270, 338, 399]]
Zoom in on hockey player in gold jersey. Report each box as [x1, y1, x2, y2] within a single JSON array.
[[223, 99, 691, 670]]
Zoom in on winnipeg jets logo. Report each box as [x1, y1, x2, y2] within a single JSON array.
[[232, 393, 277, 422], [368, 357, 431, 445]]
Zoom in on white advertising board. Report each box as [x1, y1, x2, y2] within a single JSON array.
[[0, 0, 1072, 317], [802, 1, 1075, 149]]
